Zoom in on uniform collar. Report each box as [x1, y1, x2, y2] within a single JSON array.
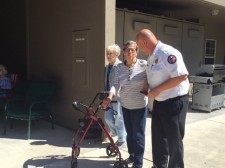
[[147, 41, 163, 63], [152, 40, 162, 57]]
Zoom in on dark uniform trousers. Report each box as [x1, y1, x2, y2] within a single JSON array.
[[152, 94, 189, 168]]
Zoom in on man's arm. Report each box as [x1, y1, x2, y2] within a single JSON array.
[[147, 74, 188, 98]]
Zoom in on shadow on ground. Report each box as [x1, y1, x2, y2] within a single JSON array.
[[23, 155, 117, 168], [0, 118, 108, 149]]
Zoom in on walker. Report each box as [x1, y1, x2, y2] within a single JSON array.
[[71, 91, 128, 168]]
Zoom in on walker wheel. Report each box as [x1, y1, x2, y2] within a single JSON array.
[[106, 144, 117, 157], [72, 147, 80, 158], [71, 158, 78, 168], [71, 147, 80, 168], [113, 160, 128, 168]]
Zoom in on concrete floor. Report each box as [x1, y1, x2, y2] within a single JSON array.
[[0, 105, 225, 168]]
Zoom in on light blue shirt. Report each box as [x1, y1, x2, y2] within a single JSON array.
[[0, 76, 12, 97]]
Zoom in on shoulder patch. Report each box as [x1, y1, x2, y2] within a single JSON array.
[[167, 55, 177, 64]]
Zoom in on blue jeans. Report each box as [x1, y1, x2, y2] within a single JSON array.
[[104, 101, 127, 141], [122, 106, 148, 168]]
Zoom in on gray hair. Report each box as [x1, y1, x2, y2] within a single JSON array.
[[0, 64, 8, 76], [106, 44, 121, 56], [123, 40, 139, 53]]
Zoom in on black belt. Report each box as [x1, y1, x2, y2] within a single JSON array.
[[157, 94, 188, 102], [166, 94, 188, 102]]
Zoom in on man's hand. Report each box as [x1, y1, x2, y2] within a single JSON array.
[[101, 97, 112, 109], [140, 90, 148, 96], [147, 88, 160, 98]]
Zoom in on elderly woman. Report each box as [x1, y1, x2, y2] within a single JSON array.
[[0, 64, 12, 97], [102, 41, 148, 168], [104, 44, 127, 149]]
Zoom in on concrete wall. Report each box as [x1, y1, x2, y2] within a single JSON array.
[[27, 0, 115, 128], [2, 0, 225, 129], [0, 0, 27, 79]]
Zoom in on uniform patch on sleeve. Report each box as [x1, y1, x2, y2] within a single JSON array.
[[167, 55, 177, 64]]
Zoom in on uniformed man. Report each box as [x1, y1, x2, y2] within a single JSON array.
[[136, 29, 189, 168]]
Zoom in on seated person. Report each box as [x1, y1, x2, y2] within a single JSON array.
[[0, 64, 12, 98]]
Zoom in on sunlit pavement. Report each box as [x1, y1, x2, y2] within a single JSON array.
[[0, 105, 225, 168]]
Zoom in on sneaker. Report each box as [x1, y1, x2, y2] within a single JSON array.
[[131, 166, 142, 168], [115, 140, 126, 149], [110, 133, 117, 137], [125, 157, 134, 165]]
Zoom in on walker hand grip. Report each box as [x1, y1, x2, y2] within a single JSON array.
[[72, 101, 81, 111], [72, 101, 89, 113], [73, 101, 89, 108], [72, 101, 78, 107]]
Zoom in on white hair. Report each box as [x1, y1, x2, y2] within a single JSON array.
[[0, 64, 8, 75], [106, 44, 121, 56]]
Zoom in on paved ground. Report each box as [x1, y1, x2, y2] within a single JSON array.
[[0, 105, 225, 168]]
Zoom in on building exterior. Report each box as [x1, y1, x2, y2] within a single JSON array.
[[1, 0, 225, 128]]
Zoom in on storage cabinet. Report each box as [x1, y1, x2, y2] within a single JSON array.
[[116, 10, 204, 75]]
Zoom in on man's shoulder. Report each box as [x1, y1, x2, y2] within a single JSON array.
[[159, 42, 180, 55]]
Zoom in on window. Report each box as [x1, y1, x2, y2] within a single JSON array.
[[205, 39, 216, 64]]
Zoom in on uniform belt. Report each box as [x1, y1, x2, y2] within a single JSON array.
[[163, 94, 188, 102], [111, 100, 118, 103]]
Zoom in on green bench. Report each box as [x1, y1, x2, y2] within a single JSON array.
[[3, 80, 56, 139]]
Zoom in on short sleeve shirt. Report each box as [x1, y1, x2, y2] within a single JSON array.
[[146, 41, 189, 101], [110, 59, 148, 109]]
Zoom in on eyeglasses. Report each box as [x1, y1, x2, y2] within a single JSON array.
[[124, 48, 136, 52], [106, 52, 115, 56]]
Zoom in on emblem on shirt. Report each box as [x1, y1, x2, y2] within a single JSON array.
[[167, 55, 177, 64]]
